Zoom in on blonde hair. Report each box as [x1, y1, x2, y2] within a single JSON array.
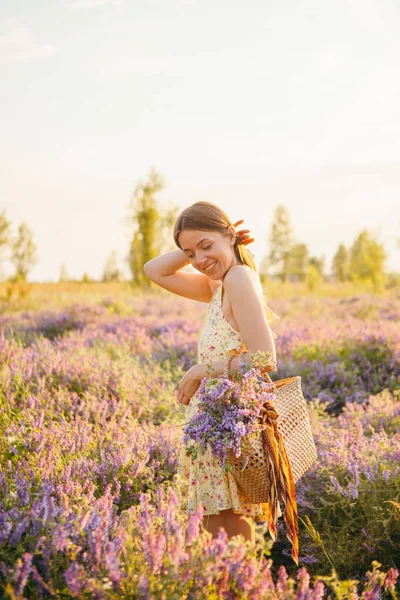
[[173, 201, 257, 271]]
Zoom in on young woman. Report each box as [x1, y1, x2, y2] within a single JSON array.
[[143, 200, 282, 550]]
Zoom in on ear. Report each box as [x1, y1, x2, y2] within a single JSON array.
[[226, 225, 237, 246]]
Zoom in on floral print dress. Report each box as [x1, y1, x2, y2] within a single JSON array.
[[176, 278, 282, 523]]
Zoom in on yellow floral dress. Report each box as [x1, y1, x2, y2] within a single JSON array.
[[176, 279, 282, 523]]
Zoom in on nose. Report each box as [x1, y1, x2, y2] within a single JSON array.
[[196, 251, 209, 268]]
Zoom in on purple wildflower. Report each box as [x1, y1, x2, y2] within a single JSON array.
[[313, 580, 325, 600], [186, 502, 204, 545], [64, 562, 86, 596], [384, 567, 399, 591], [183, 355, 277, 468], [14, 552, 33, 596]]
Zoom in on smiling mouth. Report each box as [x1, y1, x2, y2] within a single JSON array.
[[203, 262, 217, 272]]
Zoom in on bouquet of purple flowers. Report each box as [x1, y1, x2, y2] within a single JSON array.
[[182, 351, 277, 472]]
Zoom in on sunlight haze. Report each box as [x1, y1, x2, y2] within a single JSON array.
[[1, 0, 399, 281]]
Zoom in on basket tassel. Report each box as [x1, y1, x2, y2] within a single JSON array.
[[260, 400, 299, 566]]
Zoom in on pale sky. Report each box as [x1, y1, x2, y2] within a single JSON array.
[[1, 0, 399, 282]]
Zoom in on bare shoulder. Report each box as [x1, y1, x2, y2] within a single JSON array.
[[224, 264, 259, 291]]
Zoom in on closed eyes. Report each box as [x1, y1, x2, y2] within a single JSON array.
[[187, 244, 212, 259]]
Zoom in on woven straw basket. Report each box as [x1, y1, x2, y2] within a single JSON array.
[[226, 373, 318, 503]]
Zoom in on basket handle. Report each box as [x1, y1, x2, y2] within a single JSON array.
[[262, 370, 273, 384], [262, 371, 299, 391], [260, 369, 280, 393]]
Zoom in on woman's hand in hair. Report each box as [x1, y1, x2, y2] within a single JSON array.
[[232, 220, 255, 246]]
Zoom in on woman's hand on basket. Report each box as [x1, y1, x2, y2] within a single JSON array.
[[176, 364, 204, 406]]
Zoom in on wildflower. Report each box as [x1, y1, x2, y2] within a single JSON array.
[[183, 352, 276, 470]]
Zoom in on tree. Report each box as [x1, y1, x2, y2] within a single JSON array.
[[158, 201, 181, 254], [258, 254, 271, 284], [286, 243, 309, 282], [102, 249, 122, 282], [267, 205, 295, 283], [332, 243, 350, 282], [128, 230, 143, 287], [59, 263, 69, 283], [0, 209, 11, 281], [306, 263, 324, 291], [309, 254, 325, 278], [126, 167, 180, 287], [10, 222, 38, 282], [126, 168, 163, 287], [81, 272, 95, 283], [349, 229, 387, 292]]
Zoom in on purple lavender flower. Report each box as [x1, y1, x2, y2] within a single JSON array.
[[384, 567, 399, 591], [13, 552, 33, 596], [183, 356, 277, 468], [64, 562, 85, 596], [105, 541, 122, 585], [296, 566, 312, 600], [313, 580, 325, 600], [186, 502, 204, 545]]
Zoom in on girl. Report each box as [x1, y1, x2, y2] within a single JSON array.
[[143, 200, 282, 550]]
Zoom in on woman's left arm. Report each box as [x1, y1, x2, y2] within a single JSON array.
[[222, 266, 277, 364], [176, 267, 276, 405]]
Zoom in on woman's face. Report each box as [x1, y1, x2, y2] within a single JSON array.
[[177, 227, 240, 280]]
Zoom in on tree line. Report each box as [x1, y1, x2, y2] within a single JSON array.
[[125, 169, 391, 293], [263, 205, 388, 292], [0, 167, 395, 292]]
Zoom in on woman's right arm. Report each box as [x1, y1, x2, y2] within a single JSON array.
[[143, 250, 215, 303]]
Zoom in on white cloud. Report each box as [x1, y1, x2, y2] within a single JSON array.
[[69, 0, 123, 9], [0, 20, 58, 64]]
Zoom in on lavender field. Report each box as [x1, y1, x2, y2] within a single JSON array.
[[0, 284, 399, 598]]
